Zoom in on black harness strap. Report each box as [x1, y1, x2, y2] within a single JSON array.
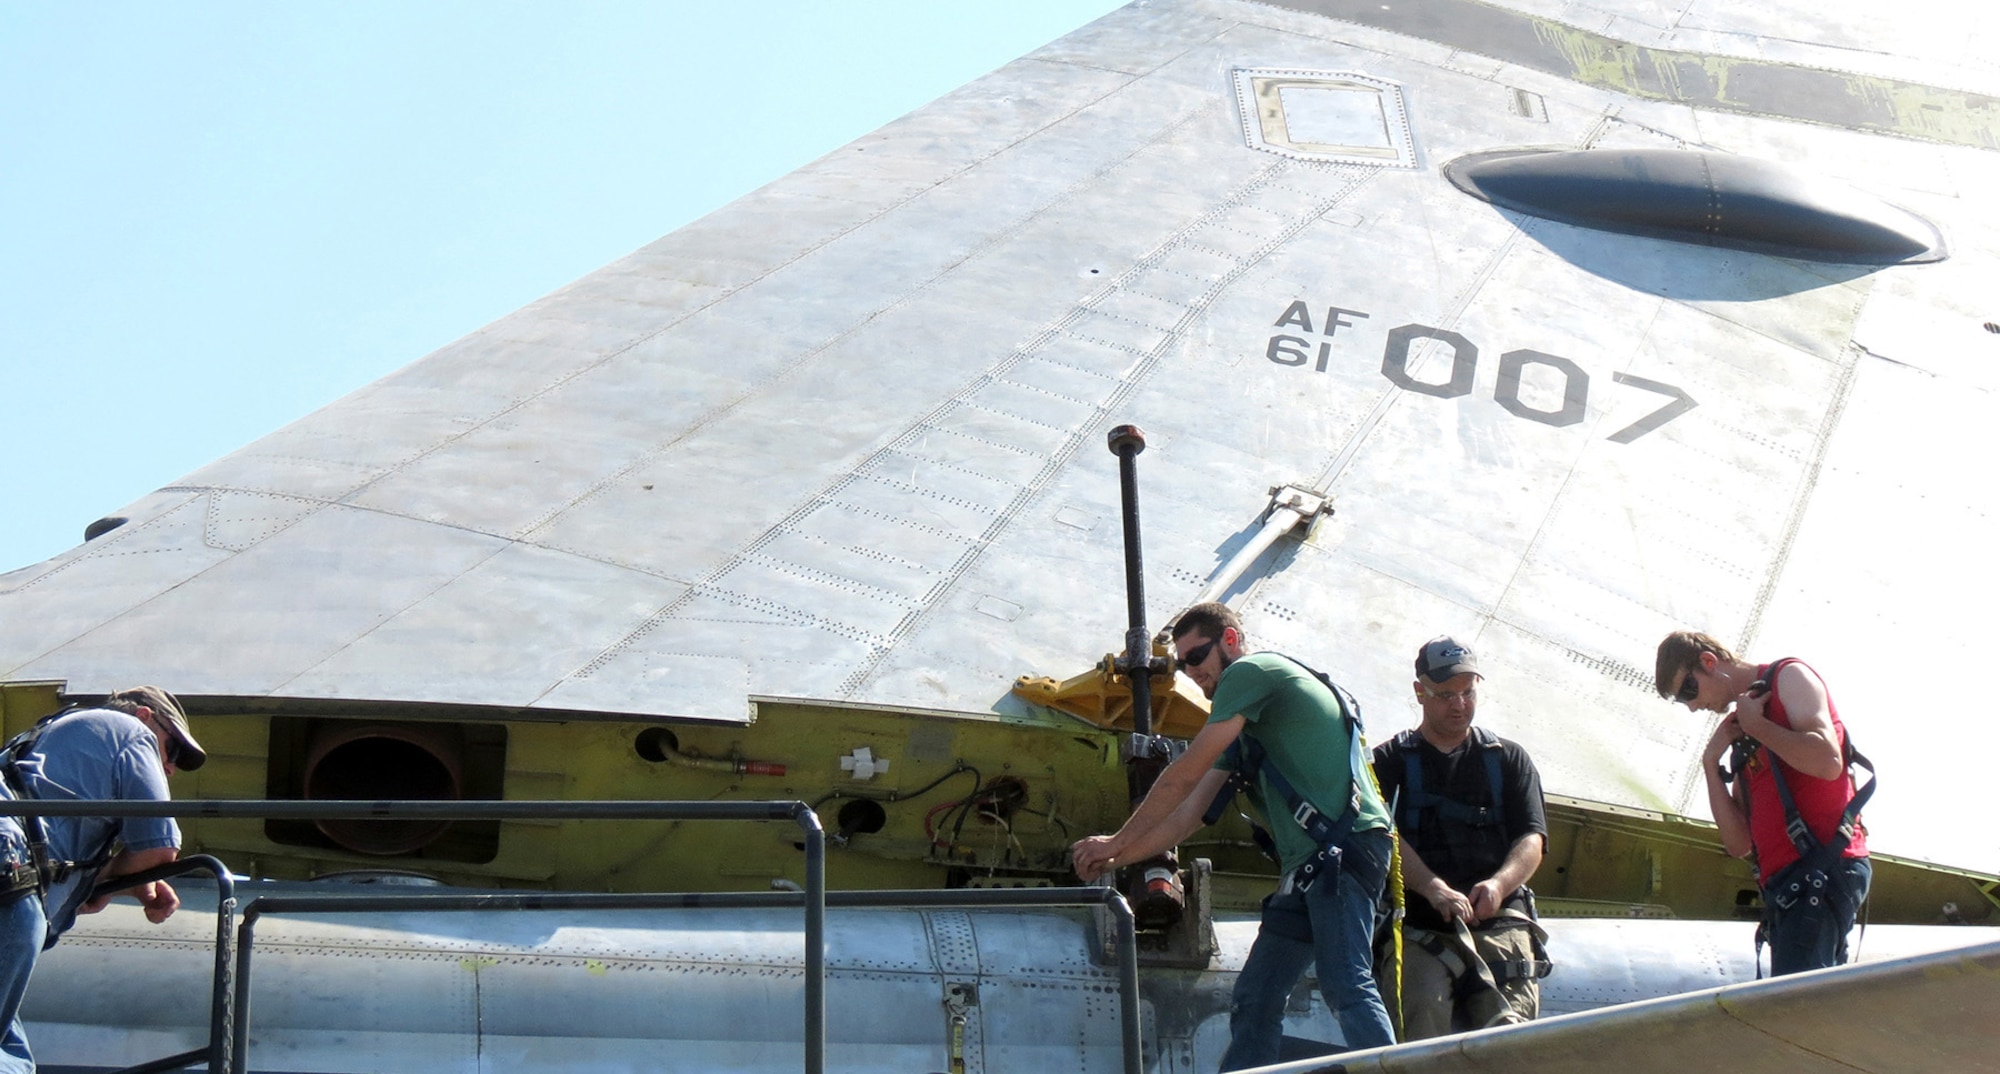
[[1396, 726, 1506, 839], [1717, 659, 1877, 868], [0, 710, 115, 899], [1200, 654, 1366, 870], [1768, 742, 1876, 864], [1392, 727, 1550, 971], [1406, 914, 1546, 1028], [1717, 658, 1876, 974]]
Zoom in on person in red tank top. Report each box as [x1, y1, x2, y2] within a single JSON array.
[[1654, 631, 1872, 975]]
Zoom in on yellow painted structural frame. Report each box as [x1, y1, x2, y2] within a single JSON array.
[[1011, 640, 1213, 738], [0, 680, 1993, 928]]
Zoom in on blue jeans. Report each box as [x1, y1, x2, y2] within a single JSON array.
[[1767, 856, 1871, 976], [1220, 826, 1396, 1071], [0, 889, 44, 1074]]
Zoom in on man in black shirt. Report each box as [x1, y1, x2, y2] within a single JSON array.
[[1371, 637, 1549, 1039]]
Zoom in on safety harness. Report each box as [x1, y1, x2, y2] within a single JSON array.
[[1402, 909, 1550, 1031], [1404, 905, 1551, 982], [1718, 658, 1876, 975], [1392, 727, 1551, 1022], [1394, 726, 1505, 846], [1199, 654, 1369, 890], [1195, 656, 1423, 1036], [0, 709, 115, 903]]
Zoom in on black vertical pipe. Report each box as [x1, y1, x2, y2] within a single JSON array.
[[1107, 424, 1152, 737], [1109, 895, 1143, 1074], [798, 805, 826, 1074], [208, 876, 236, 1074], [230, 911, 257, 1074], [1107, 425, 1185, 929]]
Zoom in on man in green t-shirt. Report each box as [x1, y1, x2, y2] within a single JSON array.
[[1071, 602, 1395, 1069]]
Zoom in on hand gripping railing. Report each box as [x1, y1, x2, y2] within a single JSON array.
[[84, 854, 236, 1074]]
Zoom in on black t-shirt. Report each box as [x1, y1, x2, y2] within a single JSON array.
[[1372, 729, 1547, 932]]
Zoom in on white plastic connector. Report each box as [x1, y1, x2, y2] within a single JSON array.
[[839, 747, 890, 780]]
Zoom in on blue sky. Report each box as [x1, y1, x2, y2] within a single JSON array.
[[0, 1, 1129, 572]]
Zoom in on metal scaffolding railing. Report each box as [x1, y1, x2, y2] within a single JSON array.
[[84, 855, 237, 1074], [235, 885, 1143, 1074], [4, 800, 820, 1074], [1, 799, 1144, 1074]]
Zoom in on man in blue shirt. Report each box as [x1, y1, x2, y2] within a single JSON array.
[[1071, 603, 1395, 1069], [0, 686, 203, 1072]]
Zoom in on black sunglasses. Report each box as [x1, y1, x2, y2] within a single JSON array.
[[1178, 637, 1219, 669], [1675, 672, 1700, 704], [145, 714, 185, 767]]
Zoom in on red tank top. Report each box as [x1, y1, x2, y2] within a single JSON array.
[[1741, 658, 1867, 883]]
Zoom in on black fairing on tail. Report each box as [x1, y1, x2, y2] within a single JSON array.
[[1444, 148, 1947, 264]]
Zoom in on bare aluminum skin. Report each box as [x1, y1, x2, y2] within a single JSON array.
[[2, 0, 1993, 870], [0, 0, 1994, 933], [4, 0, 1999, 1070], [34, 893, 1997, 1073]]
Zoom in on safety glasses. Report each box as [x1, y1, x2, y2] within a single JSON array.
[[144, 714, 186, 768], [1177, 637, 1218, 670]]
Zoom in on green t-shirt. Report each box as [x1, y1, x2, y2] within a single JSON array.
[[1206, 651, 1392, 873]]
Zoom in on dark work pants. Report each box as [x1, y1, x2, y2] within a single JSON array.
[[1767, 856, 1871, 976], [1220, 826, 1396, 1070]]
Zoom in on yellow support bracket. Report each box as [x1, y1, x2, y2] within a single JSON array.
[[1011, 642, 1212, 739]]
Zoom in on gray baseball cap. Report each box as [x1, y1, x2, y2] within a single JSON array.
[[1414, 636, 1480, 684]]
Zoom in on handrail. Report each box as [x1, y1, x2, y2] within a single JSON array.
[[2, 800, 820, 1073], [1, 799, 813, 820], [83, 854, 235, 1074], [1, 800, 1144, 1074], [231, 885, 1143, 1074]]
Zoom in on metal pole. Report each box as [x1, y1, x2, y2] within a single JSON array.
[[797, 804, 827, 1074], [234, 885, 1142, 1074], [205, 866, 237, 1074], [1109, 896, 1143, 1074], [109, 1047, 209, 1074], [230, 908, 258, 1074], [0, 800, 810, 821], [1108, 423, 1153, 737], [1183, 485, 1331, 610], [1106, 424, 1184, 930]]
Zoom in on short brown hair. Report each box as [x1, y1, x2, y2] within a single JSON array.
[[1171, 601, 1241, 642], [1654, 631, 1735, 698]]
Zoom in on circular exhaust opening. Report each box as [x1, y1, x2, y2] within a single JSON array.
[[836, 799, 887, 840], [634, 727, 681, 763], [305, 725, 463, 855]]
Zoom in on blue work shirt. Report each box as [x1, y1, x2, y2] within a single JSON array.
[[1, 708, 179, 945]]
